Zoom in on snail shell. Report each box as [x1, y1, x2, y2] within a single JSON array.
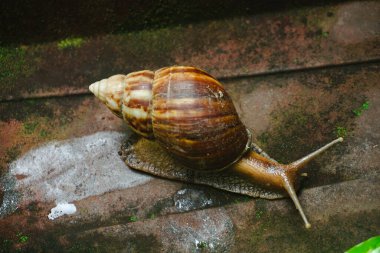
[[90, 66, 249, 171], [90, 66, 343, 228]]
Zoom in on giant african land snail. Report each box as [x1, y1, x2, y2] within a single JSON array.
[[89, 66, 343, 228]]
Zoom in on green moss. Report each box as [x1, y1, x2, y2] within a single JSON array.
[[57, 37, 85, 49], [255, 210, 264, 219], [361, 101, 370, 110], [250, 219, 280, 248], [336, 126, 347, 138], [256, 75, 361, 166], [0, 46, 35, 93], [321, 31, 329, 38], [290, 4, 337, 42], [23, 121, 39, 134], [0, 47, 26, 80], [247, 210, 379, 253], [233, 195, 252, 204], [64, 232, 161, 253], [0, 239, 13, 253], [0, 99, 55, 122], [16, 233, 29, 243], [67, 243, 100, 253], [145, 197, 173, 219], [254, 199, 267, 220], [257, 132, 270, 145], [128, 215, 138, 222], [121, 27, 183, 66], [6, 146, 21, 163], [197, 241, 208, 249], [257, 108, 317, 164], [353, 101, 370, 117], [39, 129, 49, 137]]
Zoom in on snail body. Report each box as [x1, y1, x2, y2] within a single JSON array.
[[90, 66, 343, 228]]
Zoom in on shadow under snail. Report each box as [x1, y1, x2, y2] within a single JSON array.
[[89, 66, 343, 228]]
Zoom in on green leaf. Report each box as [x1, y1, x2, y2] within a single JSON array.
[[345, 236, 380, 253]]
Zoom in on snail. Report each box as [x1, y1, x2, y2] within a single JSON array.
[[89, 66, 343, 228]]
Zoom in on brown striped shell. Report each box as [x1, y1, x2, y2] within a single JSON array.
[[90, 71, 155, 138], [89, 66, 249, 171]]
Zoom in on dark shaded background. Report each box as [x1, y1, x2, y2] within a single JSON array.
[[1, 0, 346, 46]]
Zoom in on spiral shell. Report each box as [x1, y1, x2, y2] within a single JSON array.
[[90, 71, 154, 138], [90, 66, 249, 171]]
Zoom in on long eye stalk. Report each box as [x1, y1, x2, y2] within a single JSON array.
[[233, 137, 343, 228]]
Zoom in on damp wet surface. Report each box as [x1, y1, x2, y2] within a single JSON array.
[[0, 1, 379, 252]]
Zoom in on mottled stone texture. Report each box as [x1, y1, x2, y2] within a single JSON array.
[[0, 1, 379, 252]]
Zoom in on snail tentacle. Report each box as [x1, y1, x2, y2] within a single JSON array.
[[282, 175, 311, 228], [288, 137, 343, 171], [232, 137, 343, 228]]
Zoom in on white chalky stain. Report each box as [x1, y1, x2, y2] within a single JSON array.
[[48, 202, 77, 220], [9, 131, 152, 204]]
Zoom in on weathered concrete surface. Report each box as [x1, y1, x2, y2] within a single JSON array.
[[1, 176, 376, 252], [65, 177, 379, 253], [0, 62, 379, 252], [226, 63, 380, 188], [83, 207, 236, 253], [229, 177, 380, 253], [0, 1, 379, 252], [331, 1, 380, 45], [1, 1, 379, 101], [0, 96, 127, 173]]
